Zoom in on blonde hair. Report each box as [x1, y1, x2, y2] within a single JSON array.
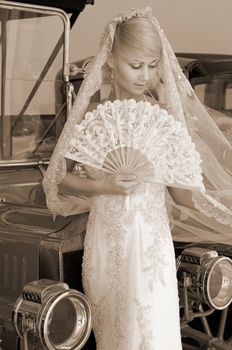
[[112, 17, 162, 57]]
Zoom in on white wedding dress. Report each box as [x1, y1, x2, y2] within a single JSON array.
[[78, 102, 204, 350], [82, 180, 183, 350]]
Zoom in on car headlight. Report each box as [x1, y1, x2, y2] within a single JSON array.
[[177, 247, 232, 310], [13, 279, 92, 350]]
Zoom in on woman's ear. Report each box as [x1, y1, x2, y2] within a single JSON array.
[[107, 52, 114, 69]]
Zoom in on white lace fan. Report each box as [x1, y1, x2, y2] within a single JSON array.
[[64, 99, 203, 190]]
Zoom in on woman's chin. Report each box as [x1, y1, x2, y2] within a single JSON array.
[[120, 88, 147, 100]]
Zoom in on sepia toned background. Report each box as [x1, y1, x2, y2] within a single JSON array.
[[70, 0, 232, 61], [3, 0, 231, 117]]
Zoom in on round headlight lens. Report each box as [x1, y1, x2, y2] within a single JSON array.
[[205, 257, 232, 310], [42, 291, 91, 350], [13, 280, 92, 350], [178, 248, 232, 311]]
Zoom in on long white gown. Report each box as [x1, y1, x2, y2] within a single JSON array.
[[67, 101, 203, 349], [82, 181, 183, 350]]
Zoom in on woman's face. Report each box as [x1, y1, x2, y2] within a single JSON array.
[[110, 46, 160, 99]]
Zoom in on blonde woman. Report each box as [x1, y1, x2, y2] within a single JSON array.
[[43, 7, 232, 350]]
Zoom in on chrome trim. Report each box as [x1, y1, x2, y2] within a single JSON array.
[[0, 159, 50, 167], [0, 182, 39, 187]]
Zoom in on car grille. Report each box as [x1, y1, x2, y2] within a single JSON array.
[[63, 249, 84, 292]]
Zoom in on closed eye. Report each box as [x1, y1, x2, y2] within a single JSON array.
[[130, 64, 142, 69], [149, 59, 160, 68], [129, 61, 160, 70]]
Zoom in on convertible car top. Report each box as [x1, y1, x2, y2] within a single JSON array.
[[176, 53, 232, 79], [6, 0, 94, 13]]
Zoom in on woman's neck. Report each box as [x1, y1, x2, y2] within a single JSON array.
[[108, 91, 146, 102]]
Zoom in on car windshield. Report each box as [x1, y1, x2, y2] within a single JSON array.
[[194, 74, 232, 117], [0, 5, 67, 162], [193, 71, 232, 145]]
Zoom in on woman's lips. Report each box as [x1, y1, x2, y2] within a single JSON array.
[[134, 83, 147, 87]]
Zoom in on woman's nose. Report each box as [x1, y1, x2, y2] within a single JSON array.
[[140, 66, 149, 81]]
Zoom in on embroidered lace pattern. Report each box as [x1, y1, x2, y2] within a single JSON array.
[[64, 99, 204, 192], [134, 298, 155, 350], [82, 181, 182, 349]]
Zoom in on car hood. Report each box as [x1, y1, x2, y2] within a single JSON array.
[[0, 202, 74, 236]]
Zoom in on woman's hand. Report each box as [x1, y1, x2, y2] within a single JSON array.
[[58, 164, 138, 197], [100, 174, 138, 195]]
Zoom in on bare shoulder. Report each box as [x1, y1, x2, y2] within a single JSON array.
[[145, 95, 167, 110]]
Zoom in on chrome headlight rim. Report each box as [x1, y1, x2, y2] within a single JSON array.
[[201, 256, 232, 310], [39, 289, 92, 350], [13, 296, 24, 338], [13, 280, 92, 350]]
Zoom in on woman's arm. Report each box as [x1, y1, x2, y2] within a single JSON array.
[[58, 159, 138, 196], [168, 187, 194, 209]]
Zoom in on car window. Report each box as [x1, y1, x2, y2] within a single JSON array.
[[194, 74, 232, 118], [0, 7, 66, 161], [193, 73, 232, 145]]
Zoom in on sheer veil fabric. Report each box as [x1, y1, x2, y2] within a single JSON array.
[[43, 7, 232, 243]]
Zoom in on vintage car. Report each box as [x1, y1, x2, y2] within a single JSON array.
[[0, 1, 94, 349], [1, 1, 232, 349]]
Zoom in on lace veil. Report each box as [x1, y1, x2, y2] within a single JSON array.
[[43, 7, 232, 243]]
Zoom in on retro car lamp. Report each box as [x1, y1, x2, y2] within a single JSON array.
[[177, 247, 232, 310], [13, 279, 92, 350]]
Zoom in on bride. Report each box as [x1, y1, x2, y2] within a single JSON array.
[[43, 7, 232, 350]]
